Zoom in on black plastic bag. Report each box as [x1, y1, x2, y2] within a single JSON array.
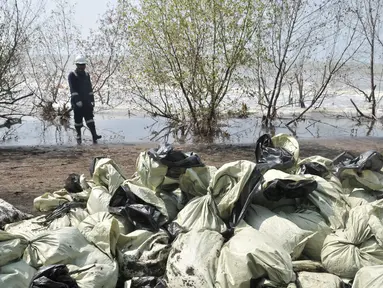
[[29, 264, 79, 288], [109, 185, 162, 232], [148, 144, 204, 179], [263, 179, 318, 201], [228, 168, 264, 229], [64, 173, 83, 193], [255, 134, 295, 172], [299, 162, 329, 178], [334, 150, 383, 174]]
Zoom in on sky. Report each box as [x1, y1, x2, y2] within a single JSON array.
[[56, 0, 118, 37]]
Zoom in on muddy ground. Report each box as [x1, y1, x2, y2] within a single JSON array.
[[1, 137, 382, 214]]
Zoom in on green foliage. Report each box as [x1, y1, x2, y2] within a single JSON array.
[[118, 0, 263, 135]]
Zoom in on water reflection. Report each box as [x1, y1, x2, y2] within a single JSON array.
[[0, 114, 382, 146]]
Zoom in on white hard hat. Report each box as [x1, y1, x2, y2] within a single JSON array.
[[75, 54, 87, 64]]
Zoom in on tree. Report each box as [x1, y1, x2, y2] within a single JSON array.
[[24, 0, 80, 121], [118, 0, 263, 136], [78, 4, 127, 107], [0, 0, 43, 125], [345, 0, 383, 118], [243, 0, 361, 126]]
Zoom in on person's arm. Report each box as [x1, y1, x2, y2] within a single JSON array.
[[68, 72, 82, 107]]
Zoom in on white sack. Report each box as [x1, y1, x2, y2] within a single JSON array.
[[297, 272, 344, 288], [87, 186, 112, 215], [352, 265, 383, 288], [215, 221, 294, 288], [0, 231, 28, 266], [0, 260, 36, 288]]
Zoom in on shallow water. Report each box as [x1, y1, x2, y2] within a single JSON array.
[[0, 112, 382, 146]]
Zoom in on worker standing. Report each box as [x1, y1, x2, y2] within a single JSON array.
[[68, 55, 102, 144]]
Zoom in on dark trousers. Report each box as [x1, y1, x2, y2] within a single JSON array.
[[73, 106, 94, 129]]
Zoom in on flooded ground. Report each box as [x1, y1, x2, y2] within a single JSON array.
[[0, 111, 382, 146]]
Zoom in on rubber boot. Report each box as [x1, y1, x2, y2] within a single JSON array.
[[75, 126, 82, 144], [87, 122, 102, 144]]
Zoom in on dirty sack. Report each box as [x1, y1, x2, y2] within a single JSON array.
[[0, 230, 28, 266], [179, 165, 217, 197], [208, 160, 257, 220], [278, 209, 332, 261], [215, 221, 294, 288], [352, 265, 383, 288], [117, 229, 171, 279], [0, 198, 33, 229], [0, 260, 37, 288], [23, 227, 119, 288], [255, 134, 299, 172], [321, 201, 383, 278], [336, 150, 383, 191], [173, 193, 227, 233], [245, 205, 313, 260], [135, 144, 204, 193], [109, 180, 179, 231], [34, 189, 90, 213], [91, 157, 127, 195], [29, 264, 79, 288], [166, 229, 224, 288], [296, 271, 345, 288]]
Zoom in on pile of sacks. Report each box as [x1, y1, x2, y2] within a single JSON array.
[[1, 133, 383, 287]]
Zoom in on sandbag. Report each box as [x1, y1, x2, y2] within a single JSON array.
[[347, 188, 383, 208], [321, 203, 383, 278], [0, 198, 33, 229], [305, 174, 349, 229], [47, 207, 89, 230], [245, 205, 313, 260], [209, 160, 257, 220], [215, 221, 294, 287], [23, 227, 91, 268], [297, 155, 334, 179], [166, 230, 224, 288], [173, 193, 227, 233], [297, 272, 344, 288], [0, 230, 28, 266], [352, 265, 383, 288], [4, 216, 49, 240], [78, 212, 129, 258], [86, 186, 112, 215], [29, 264, 79, 288], [34, 189, 90, 212], [278, 209, 332, 261], [0, 260, 37, 288], [179, 166, 217, 197], [92, 158, 127, 195], [117, 229, 171, 279], [23, 226, 119, 288]]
